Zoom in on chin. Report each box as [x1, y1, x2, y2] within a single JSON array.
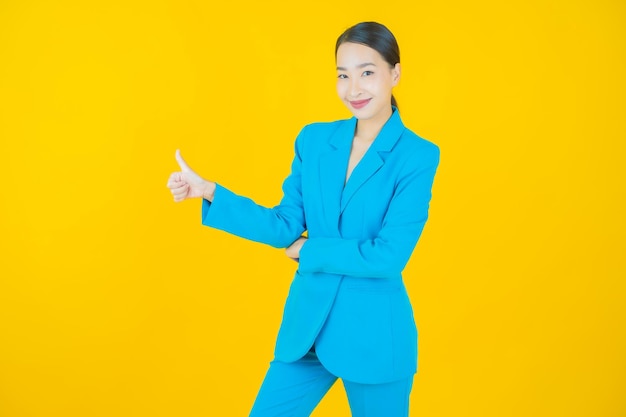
[[343, 103, 372, 119], [352, 108, 378, 121]]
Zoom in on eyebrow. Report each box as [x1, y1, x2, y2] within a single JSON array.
[[336, 62, 377, 71]]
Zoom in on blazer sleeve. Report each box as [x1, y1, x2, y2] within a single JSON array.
[[200, 127, 307, 248], [298, 143, 440, 278]]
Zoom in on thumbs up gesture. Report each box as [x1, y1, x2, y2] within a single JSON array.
[[167, 150, 216, 202]]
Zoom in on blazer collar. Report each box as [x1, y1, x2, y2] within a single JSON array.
[[328, 106, 405, 153], [321, 107, 406, 220]]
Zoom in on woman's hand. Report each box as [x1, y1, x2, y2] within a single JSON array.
[[286, 236, 307, 261], [167, 149, 216, 202]]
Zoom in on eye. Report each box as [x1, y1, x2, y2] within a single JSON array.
[[362, 70, 374, 76], [337, 74, 348, 79]]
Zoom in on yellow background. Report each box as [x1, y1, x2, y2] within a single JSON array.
[[1, 0, 624, 416]]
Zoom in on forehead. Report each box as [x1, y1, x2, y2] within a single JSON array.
[[336, 42, 385, 67]]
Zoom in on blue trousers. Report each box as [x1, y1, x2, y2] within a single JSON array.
[[249, 350, 414, 417]]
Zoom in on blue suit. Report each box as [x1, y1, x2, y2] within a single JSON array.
[[201, 107, 439, 386]]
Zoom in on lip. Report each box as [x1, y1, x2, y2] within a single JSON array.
[[349, 98, 372, 109]]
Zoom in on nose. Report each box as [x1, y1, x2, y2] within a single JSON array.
[[349, 78, 362, 99]]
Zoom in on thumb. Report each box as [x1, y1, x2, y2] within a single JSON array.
[[175, 149, 193, 173]]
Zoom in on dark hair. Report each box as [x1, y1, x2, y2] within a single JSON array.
[[335, 21, 400, 109]]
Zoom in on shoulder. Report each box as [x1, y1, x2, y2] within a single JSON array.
[[299, 118, 349, 139], [294, 117, 352, 151], [396, 127, 440, 168]]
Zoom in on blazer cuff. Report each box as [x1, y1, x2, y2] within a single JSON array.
[[298, 238, 321, 273], [201, 183, 232, 228]]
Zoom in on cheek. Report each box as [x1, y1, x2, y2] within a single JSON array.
[[367, 78, 390, 96], [361, 77, 380, 93], [336, 81, 347, 98]]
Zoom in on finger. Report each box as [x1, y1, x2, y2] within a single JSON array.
[[171, 184, 189, 196], [175, 149, 193, 173], [173, 186, 189, 200], [167, 171, 182, 183], [173, 192, 188, 202], [167, 178, 185, 189], [166, 172, 185, 188], [167, 179, 185, 188]]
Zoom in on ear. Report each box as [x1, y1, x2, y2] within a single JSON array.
[[391, 63, 401, 86]]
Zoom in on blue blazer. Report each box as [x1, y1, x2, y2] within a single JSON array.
[[201, 107, 440, 384]]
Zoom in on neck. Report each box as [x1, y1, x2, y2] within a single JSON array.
[[355, 106, 393, 142]]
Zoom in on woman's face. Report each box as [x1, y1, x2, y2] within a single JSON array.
[[336, 42, 400, 122]]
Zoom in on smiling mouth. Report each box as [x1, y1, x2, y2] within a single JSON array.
[[349, 99, 371, 108]]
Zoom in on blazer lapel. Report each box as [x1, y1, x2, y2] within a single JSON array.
[[340, 108, 406, 215], [318, 117, 356, 233]]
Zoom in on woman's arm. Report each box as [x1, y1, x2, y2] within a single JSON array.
[[294, 144, 440, 278], [194, 127, 308, 248]]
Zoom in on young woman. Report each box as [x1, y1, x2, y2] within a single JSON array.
[[167, 21, 440, 417]]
